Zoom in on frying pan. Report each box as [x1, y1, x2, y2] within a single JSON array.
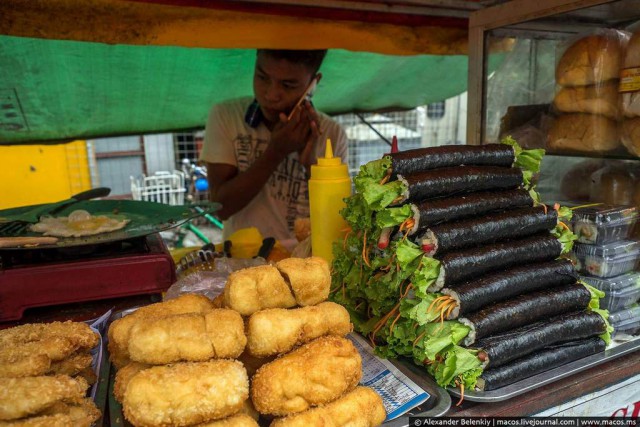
[[0, 199, 221, 249]]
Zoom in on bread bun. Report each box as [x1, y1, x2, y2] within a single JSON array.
[[621, 117, 640, 157], [556, 34, 626, 86], [622, 31, 640, 117], [548, 114, 620, 153], [553, 81, 621, 119]]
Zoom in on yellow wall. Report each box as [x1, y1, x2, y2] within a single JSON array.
[[0, 141, 92, 209]]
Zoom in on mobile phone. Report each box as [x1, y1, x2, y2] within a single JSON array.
[[287, 76, 319, 121]]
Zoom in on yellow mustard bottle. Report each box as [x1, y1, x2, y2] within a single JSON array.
[[309, 139, 352, 264]]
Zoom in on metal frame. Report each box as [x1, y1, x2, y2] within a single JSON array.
[[466, 0, 616, 145]]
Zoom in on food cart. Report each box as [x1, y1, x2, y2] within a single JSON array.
[[1, 0, 639, 425]]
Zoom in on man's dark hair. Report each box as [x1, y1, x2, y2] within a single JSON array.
[[257, 49, 328, 74]]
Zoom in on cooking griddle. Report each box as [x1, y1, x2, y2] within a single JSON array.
[[0, 200, 221, 249]]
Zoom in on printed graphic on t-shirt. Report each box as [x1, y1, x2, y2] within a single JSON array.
[[233, 133, 309, 232]]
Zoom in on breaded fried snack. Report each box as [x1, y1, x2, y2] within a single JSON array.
[[251, 336, 362, 416], [0, 375, 89, 420], [0, 321, 98, 351], [108, 294, 215, 369], [224, 265, 296, 316], [0, 322, 98, 375], [196, 413, 259, 427], [247, 302, 352, 357], [128, 309, 246, 364], [270, 387, 387, 427], [123, 360, 249, 427], [48, 352, 93, 376], [38, 398, 101, 427], [113, 362, 151, 404], [276, 257, 330, 306], [0, 413, 75, 427], [0, 349, 50, 378]]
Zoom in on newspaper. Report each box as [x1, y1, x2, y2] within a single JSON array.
[[349, 333, 430, 421]]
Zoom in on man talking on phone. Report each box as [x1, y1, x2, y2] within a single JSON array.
[[200, 49, 348, 245]]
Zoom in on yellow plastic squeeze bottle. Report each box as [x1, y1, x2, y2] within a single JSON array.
[[308, 139, 352, 264]]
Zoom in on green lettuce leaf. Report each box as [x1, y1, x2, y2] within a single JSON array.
[[376, 205, 413, 229], [551, 222, 578, 254], [411, 258, 441, 298], [501, 136, 545, 190], [428, 345, 483, 389]]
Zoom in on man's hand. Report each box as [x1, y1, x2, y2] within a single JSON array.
[[269, 100, 320, 164]]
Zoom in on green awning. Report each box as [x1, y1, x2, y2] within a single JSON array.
[[0, 35, 479, 144]]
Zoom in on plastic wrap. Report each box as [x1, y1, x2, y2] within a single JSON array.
[[548, 29, 630, 155], [165, 257, 267, 301]]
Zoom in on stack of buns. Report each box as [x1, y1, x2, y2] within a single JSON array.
[[549, 30, 630, 153], [621, 31, 640, 157]]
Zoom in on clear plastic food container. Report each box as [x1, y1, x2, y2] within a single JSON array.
[[609, 305, 640, 339], [573, 240, 640, 278], [572, 205, 638, 245], [580, 272, 640, 312]]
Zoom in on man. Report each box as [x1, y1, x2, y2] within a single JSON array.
[[200, 49, 348, 244]]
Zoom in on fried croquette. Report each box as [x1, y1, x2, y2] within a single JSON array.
[[0, 322, 98, 351], [0, 375, 89, 420], [275, 257, 330, 306], [108, 294, 216, 369], [127, 309, 246, 364], [0, 413, 74, 427], [113, 362, 151, 404], [48, 352, 93, 376], [224, 265, 296, 316], [123, 360, 249, 427], [269, 387, 386, 427], [247, 302, 352, 357], [0, 350, 50, 378], [196, 413, 259, 427], [251, 336, 362, 416], [38, 398, 101, 427]]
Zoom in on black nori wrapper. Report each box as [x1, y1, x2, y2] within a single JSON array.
[[476, 311, 606, 368], [389, 144, 515, 177], [402, 166, 523, 203], [477, 337, 606, 391], [449, 259, 578, 316], [440, 233, 563, 286], [415, 189, 534, 228], [463, 283, 593, 341], [448, 259, 578, 316], [424, 206, 558, 256]]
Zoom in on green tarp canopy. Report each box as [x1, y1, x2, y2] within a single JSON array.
[[0, 35, 483, 144]]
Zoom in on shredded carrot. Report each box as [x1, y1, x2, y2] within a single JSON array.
[[379, 172, 391, 185], [541, 203, 548, 215], [412, 331, 426, 349], [391, 195, 404, 205], [553, 203, 560, 211], [456, 380, 465, 407], [427, 296, 449, 315], [558, 221, 571, 231], [362, 230, 371, 268], [445, 301, 457, 319], [371, 303, 400, 344], [343, 228, 352, 250], [389, 311, 402, 334]]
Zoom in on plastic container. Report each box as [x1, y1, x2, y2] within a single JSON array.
[[580, 272, 640, 312], [309, 139, 352, 264], [572, 204, 638, 245], [573, 239, 640, 277], [609, 305, 640, 339]]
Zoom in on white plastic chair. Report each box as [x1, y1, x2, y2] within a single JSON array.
[[130, 170, 186, 205]]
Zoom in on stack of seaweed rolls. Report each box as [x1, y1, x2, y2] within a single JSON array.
[[331, 137, 611, 395]]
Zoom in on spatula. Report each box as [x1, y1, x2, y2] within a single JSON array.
[[0, 187, 111, 226]]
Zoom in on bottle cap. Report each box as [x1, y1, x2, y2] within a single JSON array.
[[311, 139, 349, 180]]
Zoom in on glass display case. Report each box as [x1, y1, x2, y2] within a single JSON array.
[[467, 0, 640, 203]]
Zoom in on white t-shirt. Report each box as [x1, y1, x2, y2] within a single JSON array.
[[200, 97, 348, 242]]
